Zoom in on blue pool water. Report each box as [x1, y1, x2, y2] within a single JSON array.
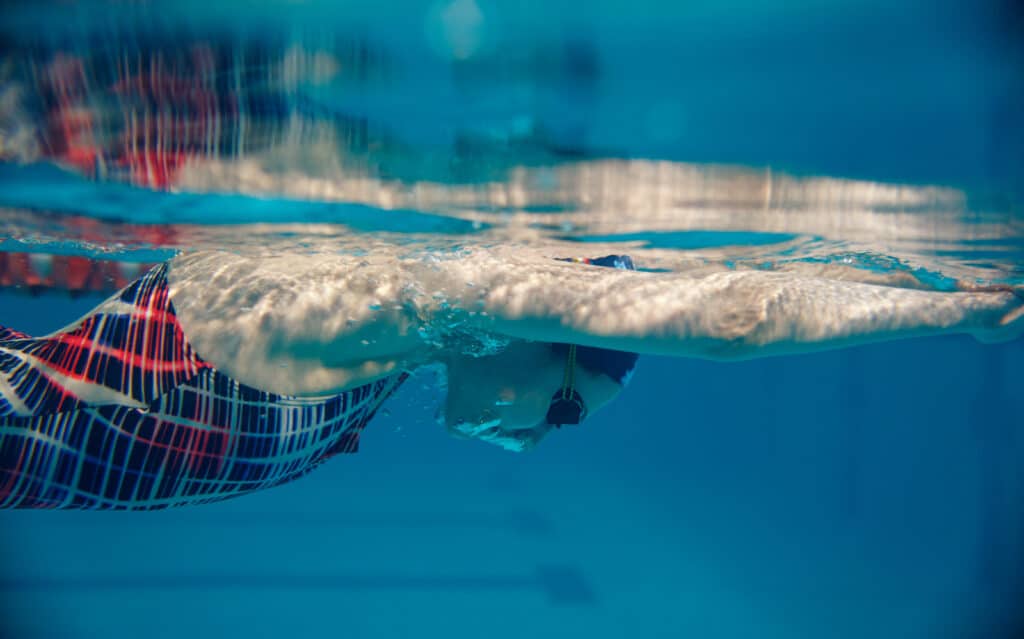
[[1, 1, 1023, 638]]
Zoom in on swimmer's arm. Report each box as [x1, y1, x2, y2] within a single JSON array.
[[165, 250, 1022, 396], [167, 251, 433, 395], [454, 265, 1024, 360]]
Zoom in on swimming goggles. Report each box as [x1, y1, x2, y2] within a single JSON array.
[[545, 344, 588, 427]]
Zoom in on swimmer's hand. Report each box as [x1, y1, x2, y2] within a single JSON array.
[[954, 281, 1024, 329]]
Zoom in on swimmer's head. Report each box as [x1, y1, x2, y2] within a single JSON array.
[[555, 254, 636, 271], [443, 340, 637, 451], [443, 255, 639, 451]]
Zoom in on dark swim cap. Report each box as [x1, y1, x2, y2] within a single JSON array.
[[552, 254, 640, 386], [556, 254, 636, 270]]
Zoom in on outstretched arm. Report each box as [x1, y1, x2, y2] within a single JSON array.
[[166, 249, 1023, 397], [460, 260, 1024, 359]]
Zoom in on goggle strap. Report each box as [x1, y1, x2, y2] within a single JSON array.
[[560, 344, 577, 400]]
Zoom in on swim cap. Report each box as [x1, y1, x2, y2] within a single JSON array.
[[556, 254, 636, 271]]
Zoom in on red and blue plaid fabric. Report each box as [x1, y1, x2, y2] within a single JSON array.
[[0, 263, 405, 510]]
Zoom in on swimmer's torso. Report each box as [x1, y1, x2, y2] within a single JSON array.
[[0, 263, 405, 510]]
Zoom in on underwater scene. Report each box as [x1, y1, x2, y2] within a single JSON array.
[[0, 1, 1022, 637]]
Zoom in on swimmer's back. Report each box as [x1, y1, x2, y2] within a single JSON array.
[[0, 263, 405, 510]]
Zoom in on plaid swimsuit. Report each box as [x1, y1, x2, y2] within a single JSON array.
[[0, 263, 405, 510]]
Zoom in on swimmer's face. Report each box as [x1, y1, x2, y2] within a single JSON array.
[[443, 342, 624, 451]]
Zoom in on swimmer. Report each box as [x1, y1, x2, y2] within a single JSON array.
[[0, 254, 639, 510], [2, 246, 1022, 511]]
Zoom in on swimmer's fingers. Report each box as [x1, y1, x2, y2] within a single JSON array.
[[954, 281, 1024, 328], [999, 287, 1024, 328], [955, 281, 1021, 296]]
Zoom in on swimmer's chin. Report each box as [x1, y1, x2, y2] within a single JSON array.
[[447, 419, 551, 452]]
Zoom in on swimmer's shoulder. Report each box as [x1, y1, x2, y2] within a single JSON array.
[[164, 251, 426, 396]]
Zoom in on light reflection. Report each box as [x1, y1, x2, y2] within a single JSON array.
[[0, 21, 1020, 289]]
